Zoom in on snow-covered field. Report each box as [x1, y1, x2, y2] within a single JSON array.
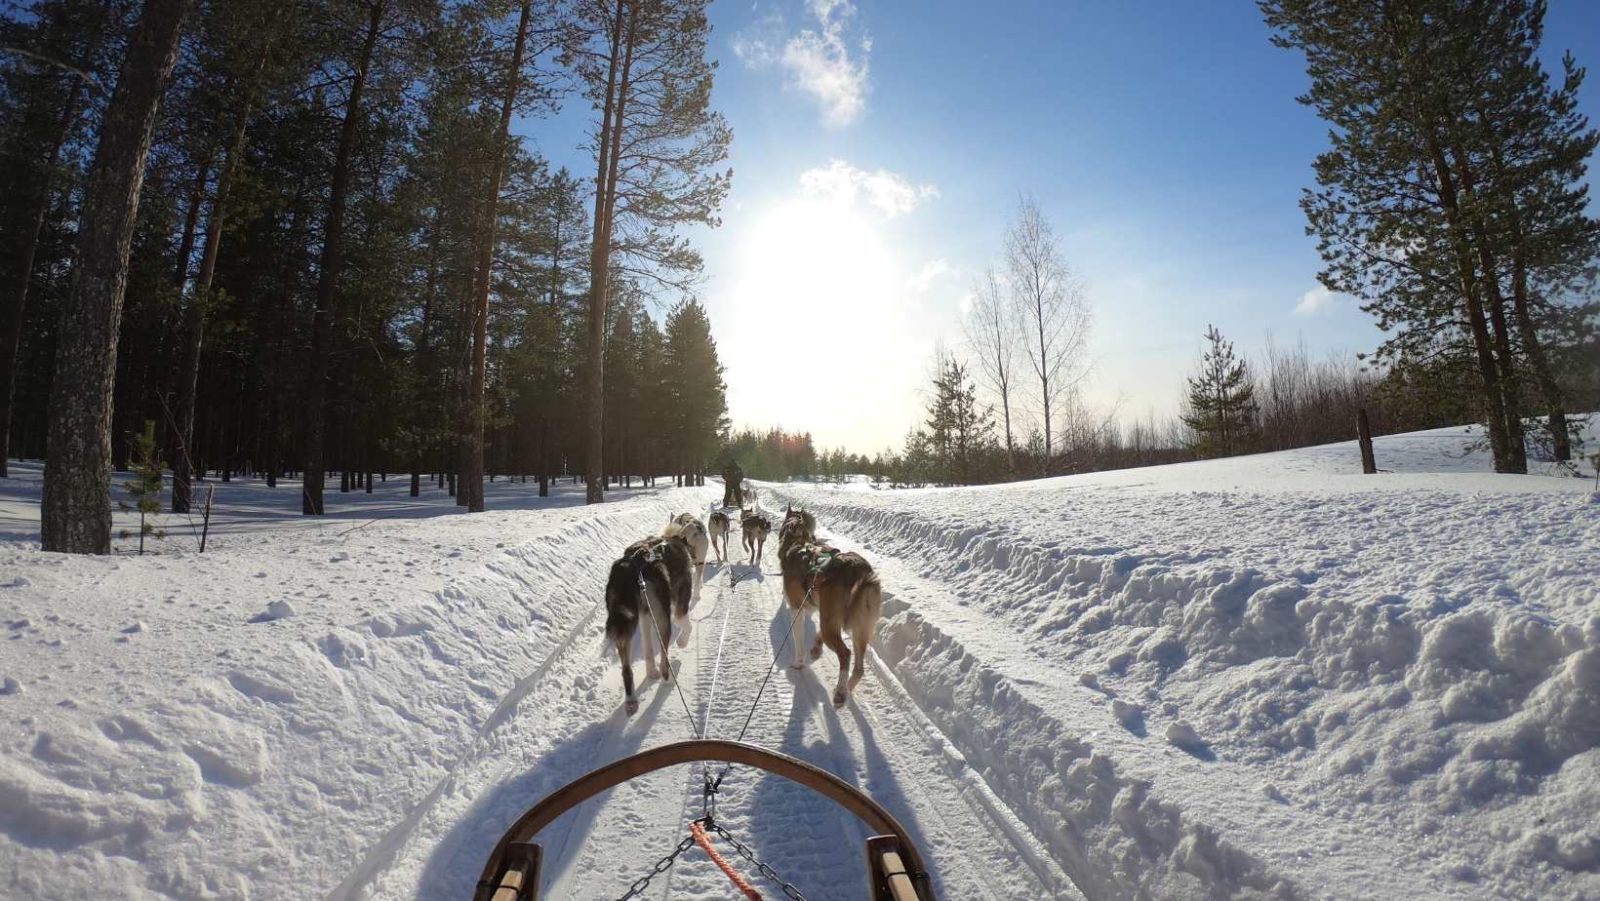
[[1, 421, 1596, 900]]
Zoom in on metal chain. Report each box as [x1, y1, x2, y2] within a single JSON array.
[[708, 819, 808, 901], [706, 577, 817, 799], [615, 833, 696, 901]]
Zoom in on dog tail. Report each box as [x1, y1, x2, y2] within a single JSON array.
[[847, 569, 883, 641], [605, 558, 640, 640]]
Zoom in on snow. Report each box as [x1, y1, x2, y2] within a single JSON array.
[[0, 419, 1596, 900], [768, 418, 1599, 899]]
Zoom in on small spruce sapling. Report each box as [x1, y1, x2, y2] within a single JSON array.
[[120, 421, 166, 554]]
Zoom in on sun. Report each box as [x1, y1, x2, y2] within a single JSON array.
[[718, 194, 924, 450]]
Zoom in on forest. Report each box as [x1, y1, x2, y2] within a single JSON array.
[[0, 0, 731, 553]]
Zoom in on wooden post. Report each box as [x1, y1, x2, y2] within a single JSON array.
[[1357, 408, 1377, 474], [199, 484, 216, 553]]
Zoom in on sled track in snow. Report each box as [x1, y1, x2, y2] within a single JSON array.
[[333, 500, 1082, 900]]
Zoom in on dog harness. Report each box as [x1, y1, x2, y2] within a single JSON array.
[[807, 545, 841, 576]]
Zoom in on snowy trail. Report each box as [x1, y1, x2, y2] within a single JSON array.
[[345, 514, 1077, 900]]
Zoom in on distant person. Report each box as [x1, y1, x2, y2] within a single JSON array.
[[722, 460, 744, 508]]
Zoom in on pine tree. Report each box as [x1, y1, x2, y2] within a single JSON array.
[[662, 299, 728, 485], [921, 354, 993, 486], [119, 420, 166, 555], [1260, 0, 1599, 473], [41, 0, 192, 553], [0, 0, 735, 526], [0, 0, 112, 480], [572, 0, 731, 503], [1182, 325, 1258, 459]]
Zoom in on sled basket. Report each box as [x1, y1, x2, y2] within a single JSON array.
[[475, 739, 934, 900]]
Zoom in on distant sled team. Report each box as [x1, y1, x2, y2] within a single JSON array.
[[604, 501, 886, 714]]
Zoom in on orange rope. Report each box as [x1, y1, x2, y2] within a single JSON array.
[[690, 820, 764, 900]]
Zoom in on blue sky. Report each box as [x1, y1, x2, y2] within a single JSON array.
[[524, 0, 1600, 453]]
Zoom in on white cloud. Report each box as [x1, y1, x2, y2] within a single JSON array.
[[734, 0, 870, 127], [907, 259, 955, 294], [799, 159, 939, 217], [1294, 285, 1337, 316]]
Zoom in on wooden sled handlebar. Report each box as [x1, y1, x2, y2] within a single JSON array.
[[475, 738, 934, 900]]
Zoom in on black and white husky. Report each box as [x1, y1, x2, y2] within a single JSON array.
[[605, 535, 694, 715]]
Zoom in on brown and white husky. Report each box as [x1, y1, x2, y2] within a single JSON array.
[[777, 509, 883, 706], [605, 535, 694, 714], [707, 509, 732, 562], [664, 512, 710, 601]]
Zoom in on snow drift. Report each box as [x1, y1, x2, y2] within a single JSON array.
[[771, 421, 1599, 899]]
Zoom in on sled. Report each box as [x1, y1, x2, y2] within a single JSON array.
[[475, 739, 934, 900]]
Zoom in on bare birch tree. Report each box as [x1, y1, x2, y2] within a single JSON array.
[[1004, 196, 1089, 470], [961, 266, 1017, 473]]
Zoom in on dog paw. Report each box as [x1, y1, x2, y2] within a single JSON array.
[[625, 697, 639, 715], [676, 630, 690, 648], [832, 689, 848, 707]]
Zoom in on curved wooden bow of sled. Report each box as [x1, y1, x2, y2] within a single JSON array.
[[474, 738, 934, 900]]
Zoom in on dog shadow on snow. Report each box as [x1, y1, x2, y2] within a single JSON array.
[[412, 658, 680, 900], [734, 603, 947, 899], [720, 558, 766, 585]]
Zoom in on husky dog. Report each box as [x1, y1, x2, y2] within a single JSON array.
[[780, 539, 883, 706], [707, 509, 732, 562], [778, 504, 817, 556], [605, 535, 694, 714], [741, 509, 771, 565], [664, 513, 710, 602]]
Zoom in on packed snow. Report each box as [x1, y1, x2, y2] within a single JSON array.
[[1, 419, 1596, 900]]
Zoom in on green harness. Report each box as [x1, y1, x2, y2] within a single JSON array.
[[807, 546, 840, 576]]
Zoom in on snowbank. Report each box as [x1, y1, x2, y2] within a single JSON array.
[[0, 480, 705, 899], [770, 422, 1600, 899]]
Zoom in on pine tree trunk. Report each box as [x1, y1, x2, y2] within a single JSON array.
[[303, 0, 383, 515], [584, 0, 636, 505], [1480, 127, 1571, 461], [1, 79, 85, 480], [1450, 148, 1527, 472], [1510, 261, 1570, 461], [461, 0, 535, 514], [1419, 136, 1518, 472], [41, 0, 190, 554], [173, 35, 272, 513]]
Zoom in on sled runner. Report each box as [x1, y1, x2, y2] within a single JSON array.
[[475, 739, 935, 901]]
